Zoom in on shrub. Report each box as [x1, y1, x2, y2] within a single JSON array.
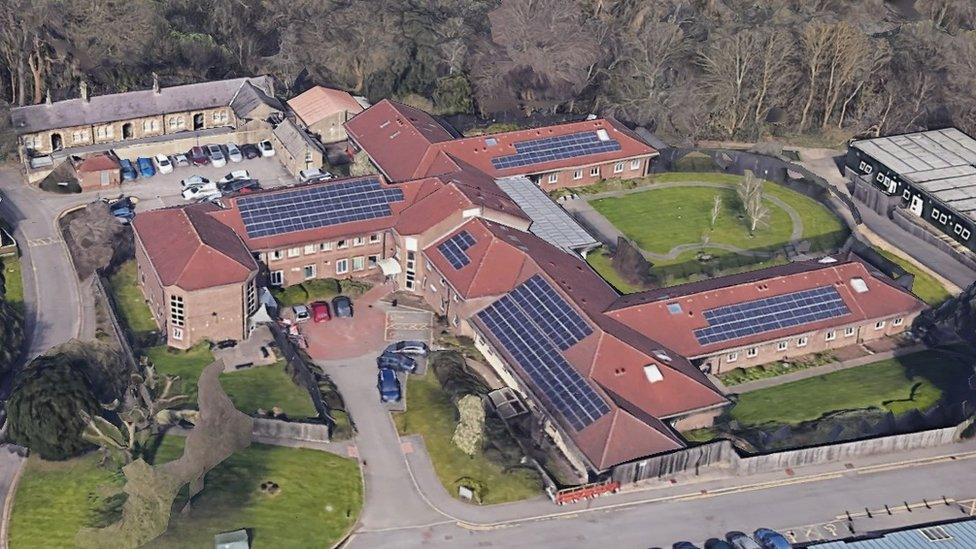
[[304, 278, 341, 300], [430, 351, 488, 402]]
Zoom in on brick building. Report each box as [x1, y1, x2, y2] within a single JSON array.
[[73, 153, 121, 191], [345, 99, 657, 190], [287, 85, 365, 144]]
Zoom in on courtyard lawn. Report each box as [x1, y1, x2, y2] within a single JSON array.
[[591, 185, 794, 254], [729, 351, 967, 427], [146, 343, 215, 406], [9, 437, 362, 548], [877, 248, 951, 306], [585, 248, 643, 293], [108, 261, 157, 337], [219, 361, 317, 419], [761, 181, 848, 251], [1, 255, 24, 313], [394, 373, 542, 504]]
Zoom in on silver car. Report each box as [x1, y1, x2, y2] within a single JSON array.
[[206, 144, 226, 167], [226, 143, 243, 163], [726, 532, 763, 549]]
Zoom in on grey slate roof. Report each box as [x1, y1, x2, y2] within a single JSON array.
[[810, 518, 976, 548], [229, 81, 284, 119], [10, 76, 275, 135], [272, 118, 323, 158], [494, 176, 598, 252]]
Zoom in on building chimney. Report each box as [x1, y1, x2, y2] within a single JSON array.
[[80, 81, 89, 103], [152, 72, 160, 95]]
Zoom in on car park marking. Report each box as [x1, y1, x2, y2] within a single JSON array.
[[26, 237, 61, 247]]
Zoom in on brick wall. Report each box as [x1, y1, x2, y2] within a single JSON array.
[[167, 277, 253, 349], [260, 231, 389, 287], [134, 232, 166, 329], [537, 155, 652, 192]]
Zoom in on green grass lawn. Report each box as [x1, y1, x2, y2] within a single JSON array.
[[394, 373, 542, 504], [591, 186, 793, 254], [148, 345, 315, 418], [9, 436, 362, 548], [1, 255, 24, 313], [108, 261, 157, 337], [877, 249, 951, 306], [761, 181, 848, 251], [585, 249, 642, 293], [729, 351, 967, 427]]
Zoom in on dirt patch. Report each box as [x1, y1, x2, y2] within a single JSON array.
[[59, 201, 134, 279]]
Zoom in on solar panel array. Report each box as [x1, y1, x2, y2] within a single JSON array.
[[477, 275, 606, 431], [236, 178, 404, 238], [491, 131, 622, 170], [694, 286, 851, 346], [437, 231, 476, 269]]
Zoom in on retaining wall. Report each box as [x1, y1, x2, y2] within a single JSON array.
[[891, 210, 976, 271], [252, 417, 330, 443]]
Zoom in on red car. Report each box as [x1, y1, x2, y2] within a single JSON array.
[[189, 146, 210, 166], [310, 301, 331, 323]]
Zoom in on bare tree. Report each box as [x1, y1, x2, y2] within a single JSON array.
[[710, 194, 722, 228], [737, 171, 769, 233]]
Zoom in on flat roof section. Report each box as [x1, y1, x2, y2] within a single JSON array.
[[495, 176, 598, 252]]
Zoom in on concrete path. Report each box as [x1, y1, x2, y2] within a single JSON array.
[[726, 343, 929, 394], [564, 180, 805, 262]]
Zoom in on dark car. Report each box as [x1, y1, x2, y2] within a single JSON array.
[[388, 340, 429, 356], [376, 352, 417, 373], [220, 178, 260, 195], [213, 339, 238, 350], [136, 157, 156, 178], [119, 158, 138, 181], [752, 529, 792, 549], [673, 543, 700, 549], [377, 368, 401, 402], [240, 143, 261, 159], [189, 146, 210, 166], [704, 540, 735, 549], [332, 295, 353, 318]]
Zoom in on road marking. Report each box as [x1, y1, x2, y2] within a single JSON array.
[[26, 237, 61, 247]]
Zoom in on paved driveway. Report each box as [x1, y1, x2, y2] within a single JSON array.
[[385, 309, 433, 343]]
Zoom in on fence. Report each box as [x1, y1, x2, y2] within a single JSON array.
[[92, 272, 138, 372], [891, 210, 976, 271], [611, 416, 974, 485], [267, 323, 337, 433], [252, 417, 330, 443]]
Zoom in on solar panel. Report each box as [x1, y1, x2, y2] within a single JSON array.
[[437, 230, 476, 269], [490, 131, 622, 170], [693, 286, 851, 346], [236, 177, 404, 238], [476, 277, 606, 431]]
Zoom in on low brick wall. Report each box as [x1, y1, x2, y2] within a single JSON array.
[[252, 417, 330, 443]]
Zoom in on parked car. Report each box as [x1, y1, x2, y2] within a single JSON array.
[[105, 197, 136, 224], [331, 295, 353, 318], [704, 540, 735, 549], [213, 339, 238, 350], [292, 304, 310, 323], [154, 153, 173, 174], [258, 140, 275, 157], [206, 144, 227, 167], [310, 301, 331, 323], [226, 143, 243, 163], [220, 178, 260, 195], [388, 340, 429, 356], [726, 532, 762, 549], [218, 170, 251, 184], [189, 146, 209, 166], [673, 543, 701, 549], [752, 529, 792, 549], [240, 143, 261, 159], [376, 352, 417, 373], [136, 157, 156, 178], [182, 185, 221, 201], [110, 206, 135, 224], [180, 175, 213, 189], [119, 159, 138, 181], [172, 153, 190, 167], [377, 368, 402, 402], [299, 168, 334, 182]]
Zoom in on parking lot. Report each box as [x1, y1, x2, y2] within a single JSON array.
[[385, 309, 433, 343]]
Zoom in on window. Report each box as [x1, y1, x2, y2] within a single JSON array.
[[666, 303, 682, 315], [875, 320, 886, 330], [142, 119, 160, 132], [304, 244, 316, 255], [955, 224, 963, 235], [269, 270, 283, 286], [727, 352, 738, 362], [303, 264, 316, 279], [72, 130, 87, 144], [353, 236, 366, 246], [169, 116, 185, 130], [902, 189, 911, 200], [287, 247, 301, 258], [892, 317, 903, 326], [797, 336, 808, 347], [940, 213, 948, 224], [643, 364, 664, 383], [589, 166, 600, 177], [368, 255, 378, 268], [270, 249, 283, 261], [246, 279, 257, 314], [613, 162, 624, 174], [777, 341, 788, 351], [320, 242, 333, 252], [211, 110, 229, 123], [95, 125, 114, 139], [845, 326, 855, 337], [825, 330, 836, 341], [746, 347, 758, 358], [931, 208, 941, 220], [548, 173, 558, 183], [353, 256, 365, 271], [919, 526, 953, 542], [335, 259, 349, 274], [172, 327, 183, 341], [337, 239, 348, 249], [962, 228, 971, 240], [369, 233, 381, 243], [631, 159, 641, 170], [169, 295, 185, 327], [573, 170, 582, 180]]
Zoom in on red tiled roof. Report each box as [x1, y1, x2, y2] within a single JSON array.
[[132, 204, 257, 291], [76, 153, 119, 172], [345, 100, 657, 182], [605, 257, 927, 358], [287, 86, 363, 127]]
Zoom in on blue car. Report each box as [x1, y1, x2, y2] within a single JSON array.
[[753, 529, 792, 549], [119, 159, 137, 181], [377, 368, 402, 402], [136, 157, 156, 177]]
